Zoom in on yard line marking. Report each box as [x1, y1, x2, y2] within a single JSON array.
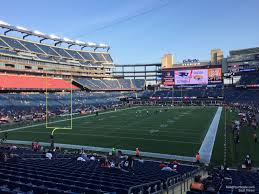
[[12, 131, 200, 144], [50, 125, 206, 134], [14, 130, 202, 140], [59, 127, 203, 135], [0, 106, 140, 133]]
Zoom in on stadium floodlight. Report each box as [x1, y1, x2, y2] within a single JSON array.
[[49, 34, 60, 39], [75, 40, 85, 44], [87, 42, 97, 47], [33, 30, 45, 36], [0, 20, 11, 26], [16, 26, 29, 31], [99, 43, 108, 47], [63, 37, 73, 42]]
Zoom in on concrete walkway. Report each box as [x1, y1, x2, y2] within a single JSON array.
[[198, 107, 223, 164]]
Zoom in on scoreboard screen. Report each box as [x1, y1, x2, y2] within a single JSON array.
[[208, 68, 222, 83], [162, 71, 174, 86], [161, 67, 222, 86], [175, 69, 208, 85]]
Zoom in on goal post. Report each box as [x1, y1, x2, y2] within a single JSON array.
[[45, 74, 73, 136]]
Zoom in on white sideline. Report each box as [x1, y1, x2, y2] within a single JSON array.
[[0, 106, 139, 133], [198, 107, 223, 164]]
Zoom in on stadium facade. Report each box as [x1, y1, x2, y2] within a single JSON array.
[[0, 22, 145, 92], [227, 47, 259, 73]]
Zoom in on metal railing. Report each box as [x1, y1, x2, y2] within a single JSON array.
[[128, 180, 162, 194], [165, 169, 203, 194]]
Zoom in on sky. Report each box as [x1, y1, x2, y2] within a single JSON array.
[[0, 0, 259, 64]]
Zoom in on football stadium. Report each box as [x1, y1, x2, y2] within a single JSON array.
[[0, 1, 259, 194]]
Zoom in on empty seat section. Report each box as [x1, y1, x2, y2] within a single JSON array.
[[36, 44, 60, 56], [0, 36, 28, 51], [51, 47, 72, 59], [102, 53, 113, 62], [79, 51, 94, 61], [17, 40, 45, 54], [0, 74, 77, 90], [65, 49, 84, 60], [91, 52, 105, 62], [0, 38, 10, 48]]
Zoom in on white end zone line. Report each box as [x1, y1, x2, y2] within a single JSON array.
[[0, 106, 140, 133]]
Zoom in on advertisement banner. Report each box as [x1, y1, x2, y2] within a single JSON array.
[[162, 71, 175, 86], [208, 68, 222, 83], [175, 69, 208, 85]]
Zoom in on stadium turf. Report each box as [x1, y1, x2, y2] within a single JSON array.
[[3, 106, 217, 157]]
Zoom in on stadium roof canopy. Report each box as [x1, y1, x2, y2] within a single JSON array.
[[0, 20, 110, 51], [229, 47, 259, 56]]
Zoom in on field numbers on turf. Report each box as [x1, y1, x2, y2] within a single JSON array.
[[160, 124, 168, 128], [149, 129, 159, 134]]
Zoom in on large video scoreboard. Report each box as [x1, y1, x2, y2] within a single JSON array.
[[161, 66, 222, 87]]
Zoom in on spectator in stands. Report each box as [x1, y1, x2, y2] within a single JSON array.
[[121, 156, 134, 170], [170, 160, 180, 165], [252, 119, 257, 130], [161, 165, 173, 172], [32, 141, 40, 152], [90, 155, 95, 161], [244, 154, 252, 170], [135, 148, 140, 158], [81, 151, 89, 161], [8, 153, 21, 162], [99, 157, 105, 166], [127, 156, 134, 168], [253, 131, 257, 143], [9, 144, 17, 150], [159, 162, 167, 168], [50, 134, 54, 150], [172, 164, 178, 172], [0, 152, 8, 162], [77, 156, 86, 162], [117, 150, 123, 158], [109, 150, 121, 168], [31, 141, 35, 150], [55, 146, 61, 153], [190, 175, 204, 191], [46, 151, 53, 160], [36, 142, 40, 151], [112, 147, 116, 155], [196, 152, 200, 163], [204, 176, 216, 192], [110, 161, 115, 168], [100, 157, 110, 168]]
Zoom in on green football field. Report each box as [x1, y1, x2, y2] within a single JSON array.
[[4, 106, 217, 157]]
